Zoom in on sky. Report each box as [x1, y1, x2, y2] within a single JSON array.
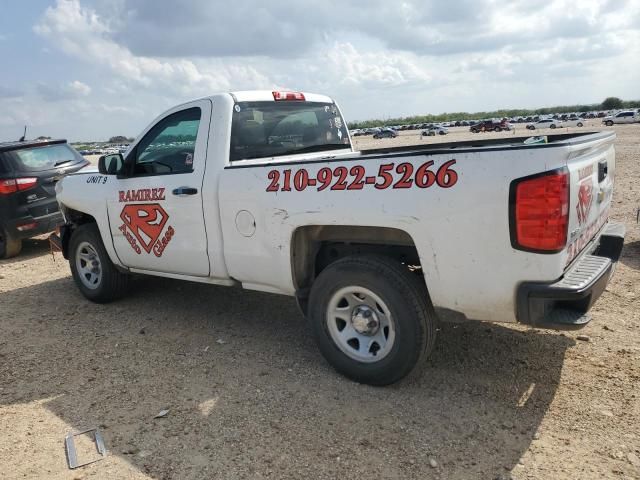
[[0, 0, 639, 142]]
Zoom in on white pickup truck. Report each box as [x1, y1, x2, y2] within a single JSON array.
[[602, 111, 639, 126], [53, 90, 625, 385]]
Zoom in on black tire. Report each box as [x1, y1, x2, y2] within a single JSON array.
[[577, 122, 583, 127], [69, 223, 129, 303], [606, 120, 613, 126], [550, 124, 556, 129], [308, 255, 436, 386], [494, 126, 502, 132], [0, 228, 22, 259]]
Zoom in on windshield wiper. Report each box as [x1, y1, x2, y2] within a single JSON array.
[[287, 144, 350, 155], [55, 160, 73, 167]]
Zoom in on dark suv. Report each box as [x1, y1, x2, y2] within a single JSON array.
[[0, 139, 88, 258], [469, 119, 511, 133]]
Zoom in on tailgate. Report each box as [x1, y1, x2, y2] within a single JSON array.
[[565, 133, 616, 265]]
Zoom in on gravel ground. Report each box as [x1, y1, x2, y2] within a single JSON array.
[[0, 124, 638, 480]]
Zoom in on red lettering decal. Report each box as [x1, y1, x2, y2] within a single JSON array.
[[393, 163, 414, 189], [266, 170, 280, 192], [331, 166, 348, 190]]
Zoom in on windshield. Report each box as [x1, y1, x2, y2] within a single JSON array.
[[11, 144, 85, 172], [230, 101, 351, 161]]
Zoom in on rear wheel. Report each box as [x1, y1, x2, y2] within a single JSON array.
[[69, 223, 129, 303], [550, 124, 557, 129], [577, 122, 584, 127], [308, 255, 436, 386], [0, 228, 22, 259]]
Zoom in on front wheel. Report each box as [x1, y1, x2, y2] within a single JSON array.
[[494, 126, 502, 132], [550, 124, 556, 129], [308, 255, 436, 386], [69, 223, 130, 303], [605, 120, 614, 126], [577, 122, 583, 127]]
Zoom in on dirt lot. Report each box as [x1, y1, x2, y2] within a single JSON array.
[[1, 124, 639, 480]]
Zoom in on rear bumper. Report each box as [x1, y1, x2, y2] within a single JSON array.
[[516, 222, 625, 330], [5, 211, 64, 240]]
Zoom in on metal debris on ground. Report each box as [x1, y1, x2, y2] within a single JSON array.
[[65, 428, 107, 469], [154, 409, 170, 419]]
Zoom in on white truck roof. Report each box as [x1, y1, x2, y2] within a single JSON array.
[[230, 90, 334, 104], [167, 91, 336, 113]]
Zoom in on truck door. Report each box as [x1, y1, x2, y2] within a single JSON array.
[[106, 100, 211, 276]]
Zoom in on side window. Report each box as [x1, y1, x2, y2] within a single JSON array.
[[132, 107, 201, 176]]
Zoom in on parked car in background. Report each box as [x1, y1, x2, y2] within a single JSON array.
[[526, 119, 564, 130], [422, 126, 449, 136], [0, 139, 88, 258], [602, 111, 638, 126], [373, 128, 398, 139], [470, 119, 510, 133], [563, 116, 586, 127]]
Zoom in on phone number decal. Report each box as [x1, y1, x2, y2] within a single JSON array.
[[266, 159, 458, 192]]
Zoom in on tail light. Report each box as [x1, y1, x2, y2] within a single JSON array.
[[272, 91, 305, 101], [510, 169, 569, 253], [0, 177, 38, 195]]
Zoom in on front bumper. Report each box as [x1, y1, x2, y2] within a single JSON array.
[[516, 222, 625, 330]]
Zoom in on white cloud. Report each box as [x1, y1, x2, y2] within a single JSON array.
[[34, 0, 272, 96], [69, 80, 91, 96], [36, 80, 92, 101], [0, 0, 633, 141]]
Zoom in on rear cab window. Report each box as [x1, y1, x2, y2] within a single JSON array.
[[230, 101, 351, 162], [9, 144, 86, 172]]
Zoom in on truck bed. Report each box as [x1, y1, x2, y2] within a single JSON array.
[[358, 131, 610, 157]]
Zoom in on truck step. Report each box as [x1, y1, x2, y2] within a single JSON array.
[[554, 255, 610, 291], [539, 309, 592, 330]]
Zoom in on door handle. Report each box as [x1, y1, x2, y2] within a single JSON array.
[[172, 187, 198, 196]]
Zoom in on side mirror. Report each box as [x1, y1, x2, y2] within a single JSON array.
[[98, 153, 124, 175]]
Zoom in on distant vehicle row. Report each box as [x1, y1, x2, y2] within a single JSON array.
[[350, 108, 640, 136]]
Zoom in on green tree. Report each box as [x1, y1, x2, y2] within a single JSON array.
[[601, 97, 623, 110]]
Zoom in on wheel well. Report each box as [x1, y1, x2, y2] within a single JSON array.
[[65, 207, 97, 226], [291, 225, 421, 296], [60, 208, 97, 258]]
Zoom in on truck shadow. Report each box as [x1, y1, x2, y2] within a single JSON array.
[[0, 276, 573, 479], [619, 240, 640, 270]]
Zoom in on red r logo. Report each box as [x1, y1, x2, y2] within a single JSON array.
[[576, 180, 593, 226], [120, 203, 169, 253]]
